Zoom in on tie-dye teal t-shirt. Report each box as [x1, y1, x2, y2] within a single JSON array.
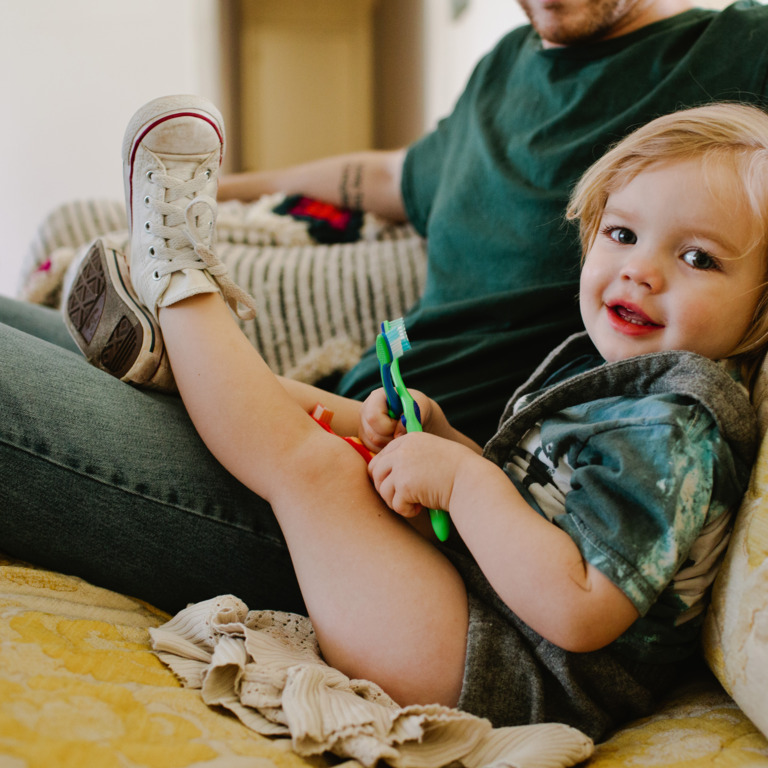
[[486, 336, 756, 663]]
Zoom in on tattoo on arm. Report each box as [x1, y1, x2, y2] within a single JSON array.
[[340, 162, 364, 210]]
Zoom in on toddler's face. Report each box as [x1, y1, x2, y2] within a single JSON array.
[[580, 158, 765, 363]]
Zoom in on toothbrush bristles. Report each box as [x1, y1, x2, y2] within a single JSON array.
[[385, 318, 411, 358]]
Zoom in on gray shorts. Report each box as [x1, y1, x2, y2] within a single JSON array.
[[442, 547, 683, 741]]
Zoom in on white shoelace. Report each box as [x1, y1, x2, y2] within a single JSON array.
[[146, 165, 258, 319]]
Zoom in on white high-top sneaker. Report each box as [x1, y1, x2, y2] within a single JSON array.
[[64, 235, 176, 390], [122, 94, 257, 320], [64, 95, 257, 390]]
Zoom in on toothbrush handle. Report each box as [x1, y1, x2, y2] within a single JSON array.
[[400, 393, 422, 433], [378, 330, 451, 541], [398, 390, 451, 541], [429, 509, 451, 542], [377, 327, 403, 419], [381, 365, 402, 419]]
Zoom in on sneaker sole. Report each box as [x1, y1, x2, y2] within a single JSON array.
[[121, 94, 225, 225], [65, 239, 164, 384]]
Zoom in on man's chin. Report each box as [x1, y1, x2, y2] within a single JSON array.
[[518, 0, 635, 46], [530, 14, 613, 46]]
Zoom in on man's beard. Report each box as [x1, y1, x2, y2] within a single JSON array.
[[517, 0, 642, 46]]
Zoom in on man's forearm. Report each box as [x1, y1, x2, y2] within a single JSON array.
[[218, 149, 408, 222]]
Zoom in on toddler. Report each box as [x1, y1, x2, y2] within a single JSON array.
[[64, 98, 768, 738]]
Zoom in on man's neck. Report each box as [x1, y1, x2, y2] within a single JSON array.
[[601, 0, 698, 41]]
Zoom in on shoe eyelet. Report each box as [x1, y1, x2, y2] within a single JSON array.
[[204, 169, 211, 179], [143, 195, 151, 206], [146, 170, 154, 181], [152, 270, 161, 280], [148, 246, 156, 257], [144, 221, 151, 232]]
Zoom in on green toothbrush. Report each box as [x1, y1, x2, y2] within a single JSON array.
[[376, 318, 451, 541]]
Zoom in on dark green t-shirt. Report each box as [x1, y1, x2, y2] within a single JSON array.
[[337, 1, 768, 445]]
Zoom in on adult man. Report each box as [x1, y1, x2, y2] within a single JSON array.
[[2, 0, 767, 613], [219, 0, 768, 445]]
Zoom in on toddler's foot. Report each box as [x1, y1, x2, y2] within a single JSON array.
[[64, 237, 176, 390], [123, 94, 257, 319]]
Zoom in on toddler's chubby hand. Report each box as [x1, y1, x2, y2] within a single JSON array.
[[358, 387, 434, 453], [358, 388, 397, 452], [368, 432, 472, 518]]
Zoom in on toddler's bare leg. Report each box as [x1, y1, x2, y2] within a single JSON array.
[[159, 293, 468, 707]]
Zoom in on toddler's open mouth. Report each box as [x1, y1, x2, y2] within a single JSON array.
[[607, 302, 663, 333]]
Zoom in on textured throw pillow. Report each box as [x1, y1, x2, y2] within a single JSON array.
[[20, 197, 428, 386], [702, 361, 768, 740], [218, 234, 427, 382]]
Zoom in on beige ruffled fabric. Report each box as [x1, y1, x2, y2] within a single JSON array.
[[150, 596, 593, 768]]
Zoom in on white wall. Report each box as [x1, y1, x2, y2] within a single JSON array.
[[1, 0, 752, 299], [0, 0, 220, 298], [422, 0, 526, 130]]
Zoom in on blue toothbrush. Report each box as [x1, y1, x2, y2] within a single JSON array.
[[376, 318, 451, 541]]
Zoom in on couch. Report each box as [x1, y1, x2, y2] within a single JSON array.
[[1, 197, 766, 767]]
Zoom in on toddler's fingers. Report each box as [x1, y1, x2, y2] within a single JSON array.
[[360, 412, 397, 452]]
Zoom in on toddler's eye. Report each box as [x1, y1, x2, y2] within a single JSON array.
[[606, 227, 637, 245], [682, 249, 718, 270]]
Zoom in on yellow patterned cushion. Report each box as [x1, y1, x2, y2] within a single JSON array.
[[2, 555, 767, 767], [0, 555, 323, 768], [702, 368, 768, 741], [589, 675, 768, 767]]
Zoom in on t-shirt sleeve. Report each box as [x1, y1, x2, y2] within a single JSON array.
[[401, 125, 448, 237], [400, 31, 515, 237], [550, 402, 735, 615]]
